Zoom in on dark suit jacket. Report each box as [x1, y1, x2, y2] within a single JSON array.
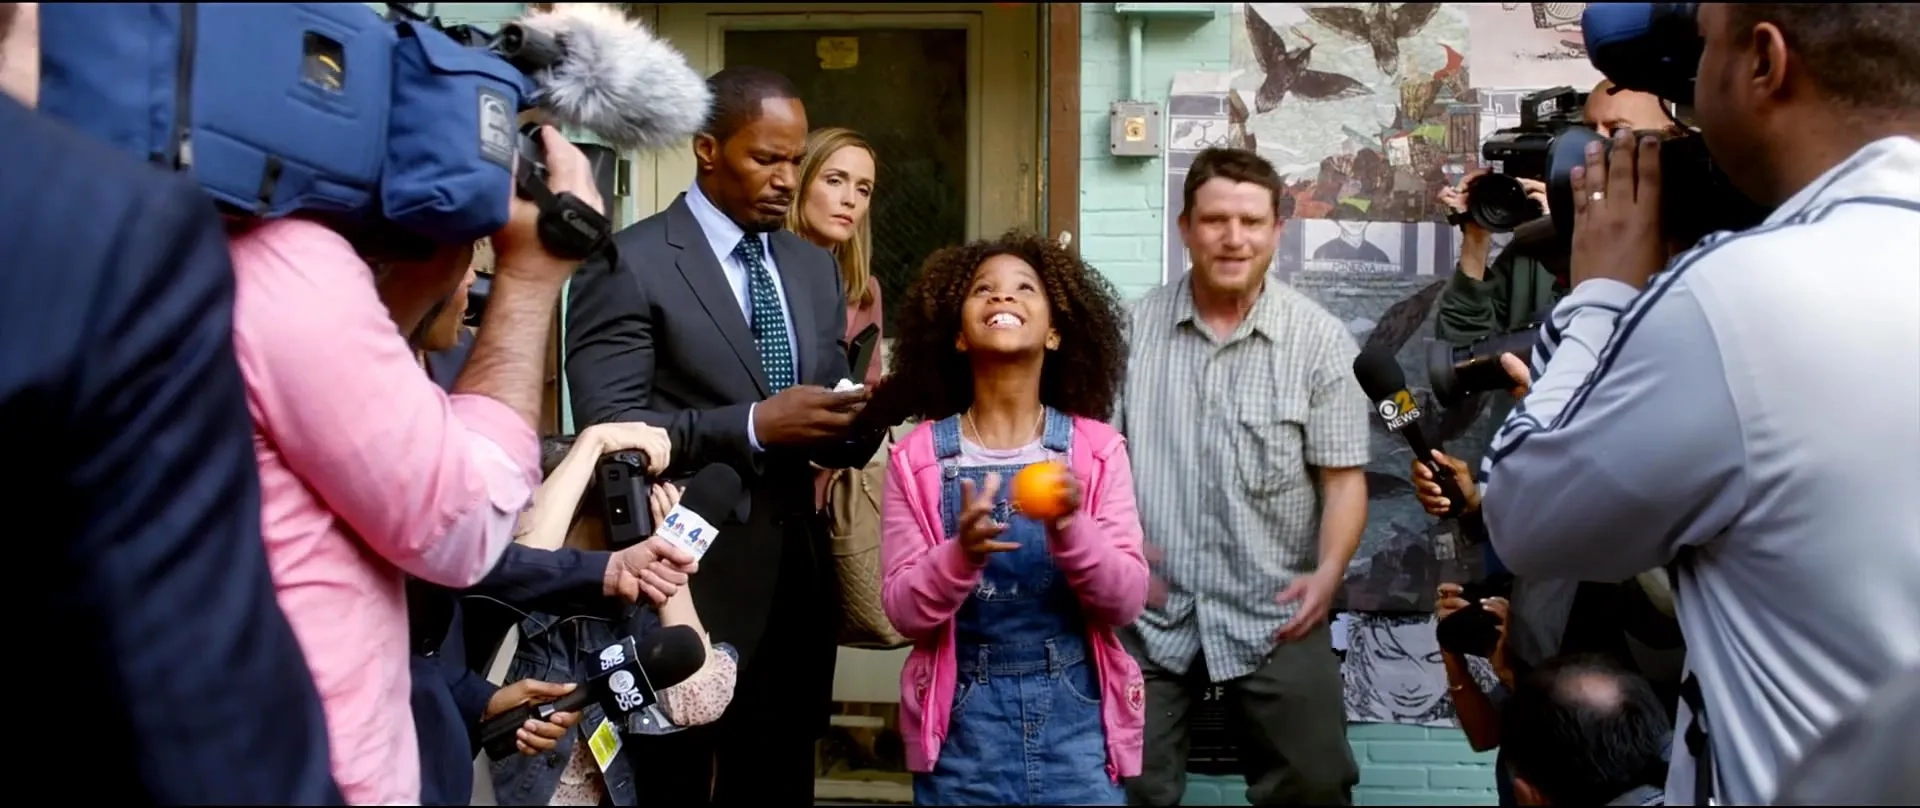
[[565, 194, 878, 676], [0, 96, 342, 803]]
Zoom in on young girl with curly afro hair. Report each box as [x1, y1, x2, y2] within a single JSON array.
[[873, 231, 1151, 805]]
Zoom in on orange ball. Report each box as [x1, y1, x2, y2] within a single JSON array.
[[1010, 461, 1073, 521]]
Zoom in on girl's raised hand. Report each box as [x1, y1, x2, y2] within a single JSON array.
[[957, 474, 1019, 560]]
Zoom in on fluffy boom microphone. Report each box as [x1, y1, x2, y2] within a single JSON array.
[[501, 4, 713, 152]]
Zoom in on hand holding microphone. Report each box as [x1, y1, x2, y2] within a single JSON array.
[[604, 482, 695, 606], [482, 679, 581, 756], [478, 625, 708, 760], [1412, 450, 1480, 517], [604, 464, 742, 604]]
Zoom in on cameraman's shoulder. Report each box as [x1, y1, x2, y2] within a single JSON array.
[[5, 99, 206, 247]]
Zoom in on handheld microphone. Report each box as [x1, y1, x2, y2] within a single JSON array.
[[1353, 350, 1467, 519], [504, 4, 714, 153], [656, 464, 746, 563], [478, 624, 707, 760]]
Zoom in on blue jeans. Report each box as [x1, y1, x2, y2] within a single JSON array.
[[913, 639, 1124, 806]]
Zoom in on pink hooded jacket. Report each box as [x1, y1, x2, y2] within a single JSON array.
[[880, 415, 1149, 781]]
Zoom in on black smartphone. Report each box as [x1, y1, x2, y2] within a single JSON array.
[[847, 323, 881, 383]]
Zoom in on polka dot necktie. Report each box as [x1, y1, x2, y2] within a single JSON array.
[[733, 235, 795, 392]]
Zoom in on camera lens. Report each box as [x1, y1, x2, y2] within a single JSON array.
[[1436, 605, 1502, 659], [1428, 327, 1538, 408], [1464, 173, 1543, 234]]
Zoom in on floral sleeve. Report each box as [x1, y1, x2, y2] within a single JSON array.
[[659, 641, 739, 727]]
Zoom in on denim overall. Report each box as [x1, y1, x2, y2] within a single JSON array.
[[912, 409, 1124, 806]]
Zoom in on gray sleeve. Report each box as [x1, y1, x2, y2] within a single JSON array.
[[1304, 319, 1372, 468], [1481, 273, 1750, 582]]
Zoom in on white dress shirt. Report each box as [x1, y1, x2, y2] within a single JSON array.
[[684, 183, 799, 452]]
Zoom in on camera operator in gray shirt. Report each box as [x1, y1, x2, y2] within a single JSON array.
[[1481, 5, 1920, 804]]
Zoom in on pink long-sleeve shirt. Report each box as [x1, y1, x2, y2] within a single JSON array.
[[228, 219, 539, 804]]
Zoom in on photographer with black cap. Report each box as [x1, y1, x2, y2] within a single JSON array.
[[1434, 80, 1676, 349], [1480, 4, 1920, 805]]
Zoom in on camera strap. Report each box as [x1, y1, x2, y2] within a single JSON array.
[[1667, 548, 1715, 806]]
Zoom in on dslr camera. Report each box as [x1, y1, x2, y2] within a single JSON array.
[[1435, 574, 1515, 659], [597, 451, 658, 550]]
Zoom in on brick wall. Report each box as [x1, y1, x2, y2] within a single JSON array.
[[1076, 3, 1231, 300], [1075, 6, 1497, 803], [1181, 725, 1499, 806]]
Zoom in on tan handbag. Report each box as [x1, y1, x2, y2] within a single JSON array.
[[827, 431, 909, 649]]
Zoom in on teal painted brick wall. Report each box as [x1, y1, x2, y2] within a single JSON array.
[[1077, 3, 1231, 301], [1180, 725, 1499, 807], [1076, 5, 1497, 805]]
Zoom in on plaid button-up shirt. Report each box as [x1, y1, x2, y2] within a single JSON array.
[[1117, 275, 1371, 682]]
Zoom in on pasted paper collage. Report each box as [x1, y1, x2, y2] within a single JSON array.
[[1158, 3, 1604, 727]]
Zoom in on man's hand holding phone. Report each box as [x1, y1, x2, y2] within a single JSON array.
[[753, 385, 870, 447]]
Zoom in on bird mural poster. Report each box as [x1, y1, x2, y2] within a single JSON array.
[[1229, 3, 1473, 225], [1466, 2, 1601, 89]]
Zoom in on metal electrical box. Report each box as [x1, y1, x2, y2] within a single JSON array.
[[1109, 101, 1162, 158]]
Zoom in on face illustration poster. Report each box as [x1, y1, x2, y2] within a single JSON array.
[[1338, 612, 1499, 728]]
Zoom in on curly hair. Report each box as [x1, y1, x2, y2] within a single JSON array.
[[878, 230, 1129, 423]]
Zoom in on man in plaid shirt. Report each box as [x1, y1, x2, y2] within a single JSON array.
[[1117, 148, 1373, 806]]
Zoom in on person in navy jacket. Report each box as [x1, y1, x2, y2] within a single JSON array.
[[0, 11, 343, 801]]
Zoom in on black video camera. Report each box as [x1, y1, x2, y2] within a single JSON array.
[[1454, 87, 1589, 234], [1456, 4, 1771, 251], [1460, 89, 1767, 249], [1428, 323, 1540, 408], [1436, 574, 1515, 659]]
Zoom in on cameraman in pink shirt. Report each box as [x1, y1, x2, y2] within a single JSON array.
[[227, 126, 693, 805]]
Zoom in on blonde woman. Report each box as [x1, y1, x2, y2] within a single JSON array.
[[787, 127, 883, 387], [787, 127, 884, 512]]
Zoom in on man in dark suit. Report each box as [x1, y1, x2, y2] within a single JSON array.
[[0, 7, 341, 800], [566, 65, 880, 803]]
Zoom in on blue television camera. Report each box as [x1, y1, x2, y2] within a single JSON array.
[[37, 3, 610, 256]]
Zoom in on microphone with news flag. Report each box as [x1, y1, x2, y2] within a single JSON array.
[[478, 624, 706, 760], [1353, 349, 1467, 519], [478, 463, 743, 758]]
